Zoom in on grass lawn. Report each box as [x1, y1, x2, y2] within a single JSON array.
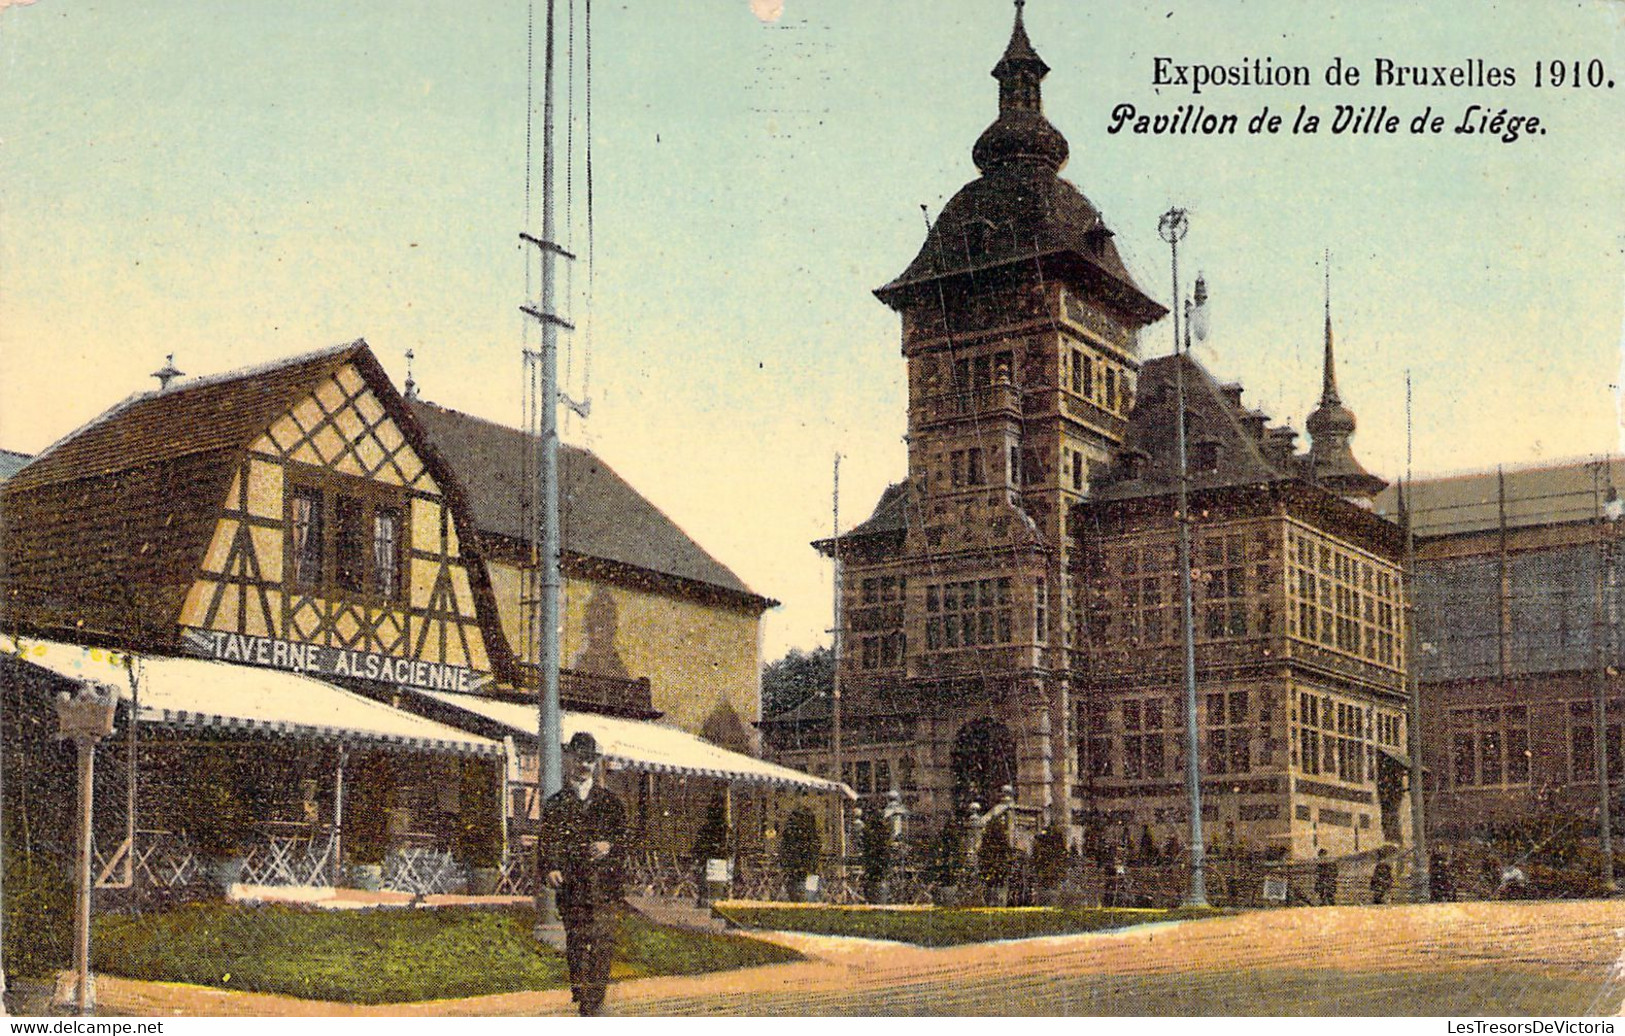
[[713, 903, 1225, 947], [91, 903, 800, 1004]]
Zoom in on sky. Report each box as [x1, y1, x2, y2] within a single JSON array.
[[1, 1, 1621, 663]]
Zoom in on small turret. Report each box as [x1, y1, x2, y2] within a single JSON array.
[[1304, 254, 1386, 500], [971, 1, 1070, 174]]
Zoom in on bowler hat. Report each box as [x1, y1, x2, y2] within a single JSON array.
[[564, 731, 600, 759]]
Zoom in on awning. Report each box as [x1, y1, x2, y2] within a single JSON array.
[[419, 688, 854, 798], [1376, 747, 1411, 769], [3, 635, 502, 758]]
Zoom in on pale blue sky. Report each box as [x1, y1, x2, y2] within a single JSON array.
[[2, 0, 1621, 658]]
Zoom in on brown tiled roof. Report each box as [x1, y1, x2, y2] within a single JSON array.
[[406, 400, 772, 609], [0, 342, 517, 674], [813, 481, 912, 559], [2, 343, 374, 644], [7, 342, 367, 493], [873, 11, 1162, 324], [2, 452, 236, 643], [1091, 353, 1292, 501], [875, 164, 1163, 324], [1372, 456, 1625, 538]]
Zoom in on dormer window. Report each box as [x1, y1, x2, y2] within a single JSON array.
[[1194, 439, 1221, 473]]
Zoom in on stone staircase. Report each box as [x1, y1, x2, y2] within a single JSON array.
[[624, 893, 731, 933]]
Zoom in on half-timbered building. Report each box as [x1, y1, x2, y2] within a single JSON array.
[[2, 339, 842, 897]]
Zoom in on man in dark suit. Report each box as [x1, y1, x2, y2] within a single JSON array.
[[539, 731, 627, 1016]]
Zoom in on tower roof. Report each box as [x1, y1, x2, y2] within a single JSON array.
[[1305, 259, 1386, 499], [874, 4, 1163, 325]]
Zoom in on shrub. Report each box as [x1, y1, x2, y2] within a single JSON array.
[[455, 759, 502, 868], [690, 793, 729, 865], [977, 822, 1012, 891], [924, 818, 964, 888], [188, 748, 255, 860], [1032, 824, 1069, 891], [859, 815, 893, 901], [777, 807, 821, 886], [344, 754, 391, 866], [2, 841, 73, 980]]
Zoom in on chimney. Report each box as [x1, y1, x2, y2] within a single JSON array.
[[1262, 425, 1299, 472]]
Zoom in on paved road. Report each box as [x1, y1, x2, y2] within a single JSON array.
[[599, 901, 1625, 1017], [63, 900, 1625, 1017]]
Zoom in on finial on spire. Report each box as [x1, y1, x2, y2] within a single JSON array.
[[151, 353, 183, 392], [1320, 249, 1340, 406], [1305, 249, 1385, 499], [404, 348, 419, 401], [973, 0, 1067, 172]]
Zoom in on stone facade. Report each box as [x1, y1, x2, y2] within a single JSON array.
[[762, 7, 1411, 863]]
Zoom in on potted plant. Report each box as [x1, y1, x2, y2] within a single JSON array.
[[859, 814, 893, 903], [189, 749, 256, 893], [691, 792, 730, 905], [1031, 824, 1069, 906], [776, 807, 821, 902], [457, 760, 503, 895], [977, 822, 1013, 907], [344, 755, 390, 890]]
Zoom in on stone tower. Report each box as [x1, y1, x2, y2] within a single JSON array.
[[853, 1, 1167, 833]]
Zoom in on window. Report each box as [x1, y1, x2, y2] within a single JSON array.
[[290, 488, 324, 589], [1452, 705, 1531, 787], [1206, 691, 1252, 775], [1105, 368, 1118, 411], [925, 577, 1012, 652], [1123, 696, 1168, 780], [1035, 578, 1048, 644], [1569, 700, 1623, 784], [1194, 440, 1220, 471], [286, 472, 407, 602], [335, 498, 368, 594], [1200, 534, 1248, 640], [373, 507, 401, 599], [1286, 527, 1401, 667], [853, 575, 905, 669], [1071, 349, 1085, 396], [1072, 451, 1084, 491]]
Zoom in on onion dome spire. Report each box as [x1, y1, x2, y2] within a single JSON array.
[[1305, 252, 1386, 500], [972, 1, 1069, 173]]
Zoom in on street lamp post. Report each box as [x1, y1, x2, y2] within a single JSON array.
[[53, 681, 119, 1016], [1593, 464, 1618, 893], [1158, 207, 1209, 908]]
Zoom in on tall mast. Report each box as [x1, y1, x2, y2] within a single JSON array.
[[1158, 206, 1207, 908], [1402, 374, 1430, 901], [831, 453, 845, 860], [522, 0, 571, 926]]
